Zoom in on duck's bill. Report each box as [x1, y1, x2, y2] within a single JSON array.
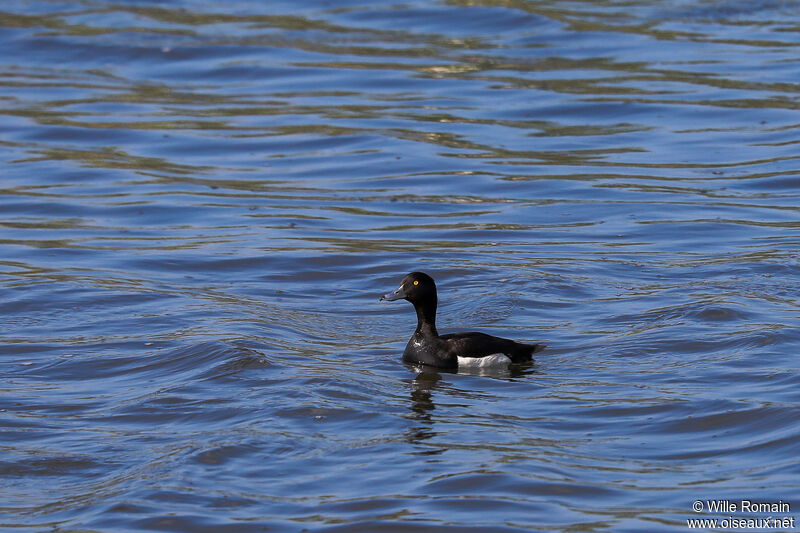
[[380, 285, 406, 301]]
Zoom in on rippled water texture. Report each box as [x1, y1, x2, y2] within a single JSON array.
[[2, 1, 800, 531]]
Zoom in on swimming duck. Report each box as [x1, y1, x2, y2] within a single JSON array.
[[380, 272, 543, 369]]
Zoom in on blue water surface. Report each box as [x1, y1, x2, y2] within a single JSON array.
[[1, 1, 799, 531]]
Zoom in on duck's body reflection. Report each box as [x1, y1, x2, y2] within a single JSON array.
[[404, 368, 444, 453], [403, 363, 536, 452]]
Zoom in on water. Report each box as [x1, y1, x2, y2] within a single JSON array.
[[2, 1, 799, 531]]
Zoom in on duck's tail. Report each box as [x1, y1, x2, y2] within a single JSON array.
[[509, 341, 545, 363]]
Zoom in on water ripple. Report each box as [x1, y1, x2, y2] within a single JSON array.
[[2, 0, 800, 531]]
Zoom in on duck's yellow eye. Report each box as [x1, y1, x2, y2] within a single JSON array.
[[413, 280, 419, 286]]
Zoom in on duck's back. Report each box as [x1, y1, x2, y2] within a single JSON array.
[[440, 331, 540, 363]]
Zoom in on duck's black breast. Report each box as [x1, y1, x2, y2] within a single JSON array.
[[402, 332, 458, 369]]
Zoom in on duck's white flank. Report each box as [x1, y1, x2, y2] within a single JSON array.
[[457, 353, 512, 368]]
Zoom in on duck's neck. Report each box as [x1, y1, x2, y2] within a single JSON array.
[[414, 297, 438, 337]]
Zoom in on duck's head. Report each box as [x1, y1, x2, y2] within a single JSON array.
[[380, 271, 437, 305]]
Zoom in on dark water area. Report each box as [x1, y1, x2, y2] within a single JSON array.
[[2, 0, 800, 531]]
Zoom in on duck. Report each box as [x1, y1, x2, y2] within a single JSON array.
[[380, 272, 543, 369]]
